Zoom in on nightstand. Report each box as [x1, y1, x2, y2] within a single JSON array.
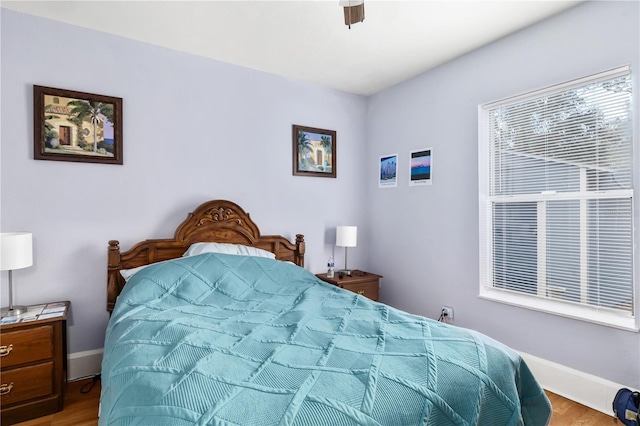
[[0, 301, 69, 426], [316, 270, 383, 301]]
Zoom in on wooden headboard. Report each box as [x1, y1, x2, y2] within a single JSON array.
[[107, 199, 305, 313]]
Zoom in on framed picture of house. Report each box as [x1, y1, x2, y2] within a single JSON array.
[[33, 85, 123, 165], [292, 124, 336, 178]]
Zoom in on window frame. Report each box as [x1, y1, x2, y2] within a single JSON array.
[[478, 66, 637, 331]]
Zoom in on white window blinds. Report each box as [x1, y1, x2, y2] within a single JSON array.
[[479, 66, 634, 325]]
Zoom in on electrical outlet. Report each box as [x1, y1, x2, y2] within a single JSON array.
[[442, 306, 454, 322]]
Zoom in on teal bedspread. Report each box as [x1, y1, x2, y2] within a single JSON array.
[[100, 254, 551, 425]]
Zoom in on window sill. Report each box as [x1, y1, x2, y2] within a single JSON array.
[[479, 287, 638, 332]]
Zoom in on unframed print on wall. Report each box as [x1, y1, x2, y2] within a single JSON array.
[[379, 154, 398, 188], [409, 148, 432, 186]]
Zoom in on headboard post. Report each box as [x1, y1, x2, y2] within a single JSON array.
[[296, 234, 305, 268], [107, 240, 123, 313]]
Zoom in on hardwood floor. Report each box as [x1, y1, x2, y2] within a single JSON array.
[[12, 378, 100, 426], [11, 378, 616, 425], [546, 391, 616, 426]]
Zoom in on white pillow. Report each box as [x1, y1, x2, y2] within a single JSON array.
[[182, 242, 276, 259], [120, 264, 149, 281]]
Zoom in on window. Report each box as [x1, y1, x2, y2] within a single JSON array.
[[478, 66, 635, 329]]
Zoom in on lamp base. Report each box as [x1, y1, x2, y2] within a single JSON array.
[[338, 269, 353, 277], [1, 305, 28, 317]]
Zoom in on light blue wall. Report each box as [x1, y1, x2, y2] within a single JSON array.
[[366, 1, 640, 387], [0, 9, 368, 354]]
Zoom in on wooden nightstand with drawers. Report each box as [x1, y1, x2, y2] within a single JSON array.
[[0, 301, 69, 426], [316, 271, 383, 301]]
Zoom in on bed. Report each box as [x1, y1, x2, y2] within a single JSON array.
[[101, 199, 552, 425]]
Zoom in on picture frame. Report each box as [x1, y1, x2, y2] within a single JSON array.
[[379, 153, 398, 188], [33, 85, 123, 165], [292, 124, 336, 178], [409, 148, 432, 186]]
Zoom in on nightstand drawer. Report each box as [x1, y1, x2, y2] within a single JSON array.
[[0, 362, 54, 406], [316, 271, 383, 302], [343, 281, 379, 301], [0, 326, 53, 368]]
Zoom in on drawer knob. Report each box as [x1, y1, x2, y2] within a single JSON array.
[[0, 344, 13, 357], [357, 290, 365, 296], [0, 382, 13, 396]]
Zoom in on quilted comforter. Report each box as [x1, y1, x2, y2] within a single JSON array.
[[100, 253, 551, 425]]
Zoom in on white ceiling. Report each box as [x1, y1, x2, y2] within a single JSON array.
[[2, 0, 582, 96]]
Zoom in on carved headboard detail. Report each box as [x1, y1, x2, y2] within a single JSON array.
[[107, 199, 305, 313]]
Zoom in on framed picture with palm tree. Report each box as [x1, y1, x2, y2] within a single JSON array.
[[292, 124, 336, 178], [33, 85, 123, 165]]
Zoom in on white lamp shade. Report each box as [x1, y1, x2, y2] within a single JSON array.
[[336, 226, 357, 248], [1, 232, 33, 271], [339, 0, 364, 5]]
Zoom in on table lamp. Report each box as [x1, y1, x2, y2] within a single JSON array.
[[336, 226, 357, 276], [1, 232, 33, 316]]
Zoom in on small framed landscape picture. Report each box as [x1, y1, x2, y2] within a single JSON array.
[[33, 85, 123, 165], [409, 148, 432, 186], [292, 124, 336, 178], [379, 153, 398, 188]]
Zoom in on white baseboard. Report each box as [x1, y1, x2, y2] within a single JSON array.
[[68, 348, 103, 380], [519, 351, 629, 416]]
